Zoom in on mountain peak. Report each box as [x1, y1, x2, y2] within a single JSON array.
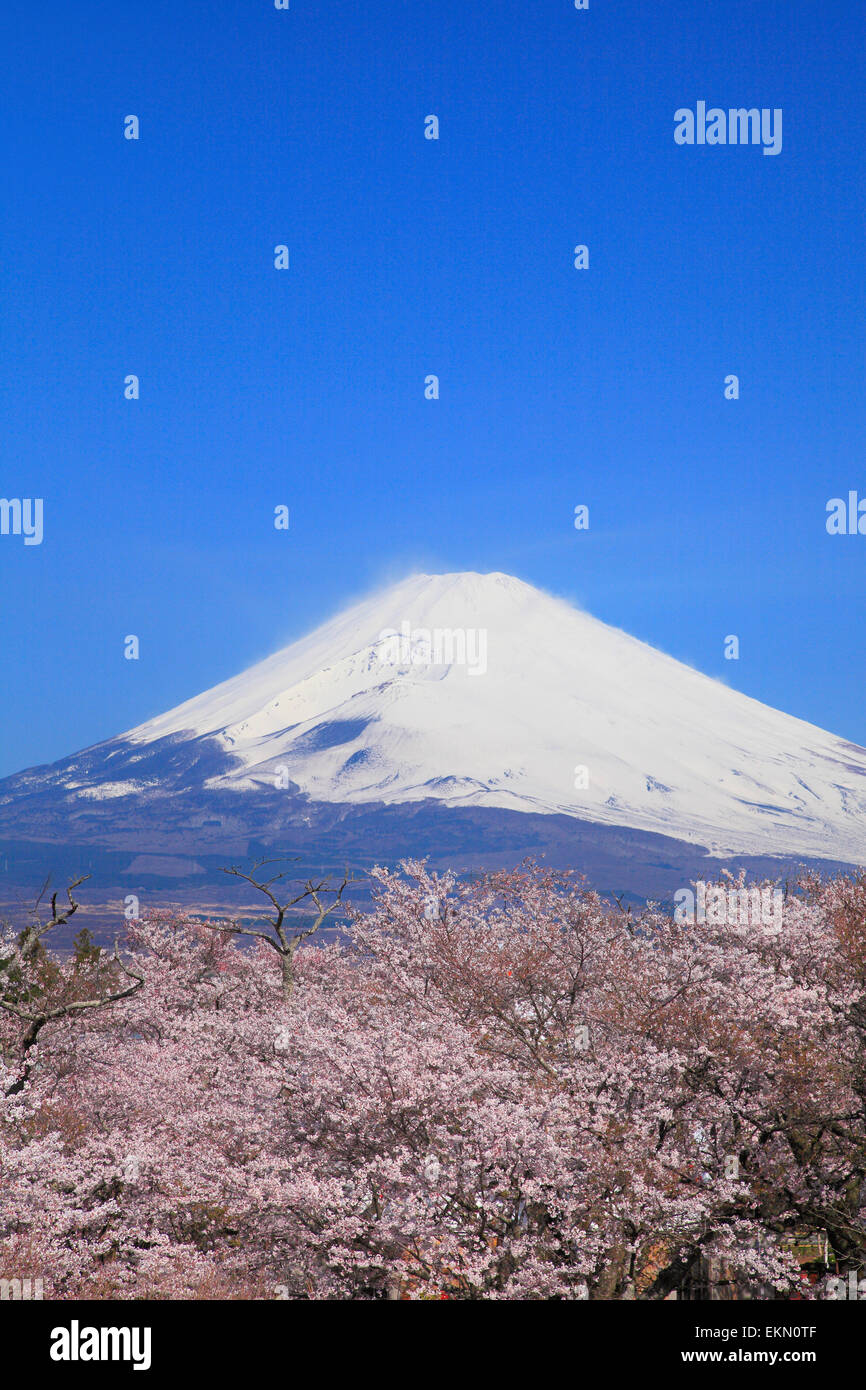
[[360, 569, 550, 610]]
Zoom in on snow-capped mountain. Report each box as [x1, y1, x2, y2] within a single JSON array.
[[9, 570, 864, 866]]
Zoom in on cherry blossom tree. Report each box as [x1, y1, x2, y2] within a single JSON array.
[[1, 861, 863, 1300], [270, 863, 807, 1298]]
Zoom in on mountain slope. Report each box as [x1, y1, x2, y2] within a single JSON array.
[[7, 570, 864, 864]]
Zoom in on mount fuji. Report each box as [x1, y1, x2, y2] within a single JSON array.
[[1, 571, 864, 899]]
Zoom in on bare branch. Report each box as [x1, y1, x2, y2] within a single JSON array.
[[207, 860, 357, 1002], [1, 878, 144, 1097]]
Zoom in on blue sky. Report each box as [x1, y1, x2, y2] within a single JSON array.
[[1, 0, 864, 777]]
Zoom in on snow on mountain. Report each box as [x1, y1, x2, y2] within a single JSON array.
[[99, 570, 866, 863]]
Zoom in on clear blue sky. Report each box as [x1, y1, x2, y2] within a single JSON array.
[[1, 0, 864, 777]]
